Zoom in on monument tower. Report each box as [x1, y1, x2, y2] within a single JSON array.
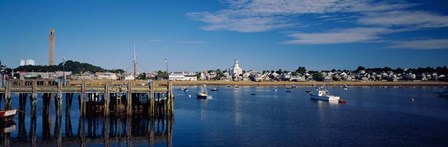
[[49, 28, 55, 65]]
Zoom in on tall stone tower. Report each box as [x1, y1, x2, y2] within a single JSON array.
[[49, 28, 55, 65]]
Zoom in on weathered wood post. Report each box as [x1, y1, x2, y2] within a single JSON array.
[[4, 80, 11, 110], [104, 83, 109, 117], [57, 80, 63, 114], [166, 81, 171, 116], [81, 80, 86, 116], [150, 81, 155, 116], [127, 81, 133, 116], [168, 81, 174, 116]]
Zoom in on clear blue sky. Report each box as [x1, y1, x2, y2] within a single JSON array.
[[1, 0, 448, 72]]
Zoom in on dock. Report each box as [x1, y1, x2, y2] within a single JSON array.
[[0, 79, 175, 117]]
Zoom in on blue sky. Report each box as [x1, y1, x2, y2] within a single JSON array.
[[1, 0, 448, 72]]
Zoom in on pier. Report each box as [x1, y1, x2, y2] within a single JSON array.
[[0, 79, 175, 117]]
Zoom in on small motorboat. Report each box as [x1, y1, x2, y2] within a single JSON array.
[[0, 109, 17, 122], [210, 88, 219, 91], [285, 90, 292, 92], [273, 89, 278, 92]]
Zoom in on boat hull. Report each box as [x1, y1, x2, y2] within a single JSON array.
[[197, 93, 208, 99], [310, 94, 340, 101], [0, 109, 17, 118]]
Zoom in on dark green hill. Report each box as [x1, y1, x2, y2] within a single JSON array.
[[15, 60, 124, 74]]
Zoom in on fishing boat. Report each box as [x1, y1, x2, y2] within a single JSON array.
[[197, 85, 208, 99], [210, 87, 219, 91], [0, 109, 17, 122], [309, 87, 340, 101]]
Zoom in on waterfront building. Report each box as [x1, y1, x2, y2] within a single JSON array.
[[95, 72, 118, 80], [124, 73, 135, 80], [169, 72, 197, 81], [79, 72, 95, 80], [169, 72, 185, 81]]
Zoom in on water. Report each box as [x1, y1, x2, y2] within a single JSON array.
[[2, 86, 448, 146]]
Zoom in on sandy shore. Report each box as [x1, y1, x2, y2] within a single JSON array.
[[172, 80, 448, 87], [67, 80, 447, 87]]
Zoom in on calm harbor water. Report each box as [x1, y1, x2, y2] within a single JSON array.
[[2, 86, 448, 146]]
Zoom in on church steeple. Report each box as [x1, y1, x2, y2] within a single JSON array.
[[234, 59, 239, 67]]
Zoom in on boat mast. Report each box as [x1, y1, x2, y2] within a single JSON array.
[[133, 39, 136, 81]]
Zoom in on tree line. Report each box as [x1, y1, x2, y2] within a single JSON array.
[[3, 60, 125, 75]]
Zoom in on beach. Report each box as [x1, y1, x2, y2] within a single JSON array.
[[172, 80, 448, 87]]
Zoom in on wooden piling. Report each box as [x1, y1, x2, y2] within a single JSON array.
[[57, 81, 63, 114], [4, 80, 11, 110], [150, 82, 155, 116], [127, 81, 133, 116], [104, 83, 109, 117], [81, 81, 86, 116], [168, 81, 174, 116]]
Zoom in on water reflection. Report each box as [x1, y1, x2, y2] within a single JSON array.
[[1, 113, 174, 146]]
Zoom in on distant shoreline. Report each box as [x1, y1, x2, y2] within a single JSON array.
[[172, 81, 448, 87]]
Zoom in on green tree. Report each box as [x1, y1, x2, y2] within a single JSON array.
[[356, 66, 365, 72], [314, 72, 324, 81], [296, 66, 306, 74], [292, 71, 298, 76]]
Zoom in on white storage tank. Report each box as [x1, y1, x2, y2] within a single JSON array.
[[25, 59, 35, 66], [19, 59, 25, 66]]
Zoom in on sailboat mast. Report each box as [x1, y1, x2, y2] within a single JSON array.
[[133, 40, 136, 81]]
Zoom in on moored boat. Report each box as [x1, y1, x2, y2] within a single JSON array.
[[0, 109, 17, 122], [309, 87, 340, 101], [197, 85, 208, 99]]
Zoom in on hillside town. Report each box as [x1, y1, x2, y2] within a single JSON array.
[[1, 59, 447, 83]]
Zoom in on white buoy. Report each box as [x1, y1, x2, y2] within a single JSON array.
[[188, 94, 191, 98], [412, 98, 415, 102]]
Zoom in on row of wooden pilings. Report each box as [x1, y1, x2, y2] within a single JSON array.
[[4, 93, 173, 147], [0, 80, 175, 117]]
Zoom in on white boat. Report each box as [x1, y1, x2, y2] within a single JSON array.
[[0, 109, 17, 121], [197, 85, 208, 99], [310, 87, 340, 101]]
